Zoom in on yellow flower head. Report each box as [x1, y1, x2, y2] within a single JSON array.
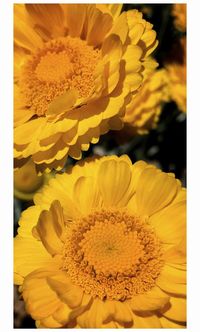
[[172, 3, 186, 32], [14, 155, 186, 328], [14, 4, 158, 173], [166, 37, 186, 113], [122, 67, 170, 135]]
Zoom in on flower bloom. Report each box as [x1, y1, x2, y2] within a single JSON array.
[[122, 67, 170, 135], [172, 3, 186, 32], [166, 37, 186, 113], [14, 4, 158, 173], [14, 155, 186, 328]]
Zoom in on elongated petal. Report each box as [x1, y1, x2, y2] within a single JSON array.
[[25, 4, 65, 38], [14, 4, 43, 51], [161, 297, 186, 322], [14, 236, 54, 284], [135, 167, 179, 216], [47, 274, 83, 309], [150, 201, 186, 244], [129, 286, 169, 311], [36, 202, 65, 256], [98, 159, 132, 207]]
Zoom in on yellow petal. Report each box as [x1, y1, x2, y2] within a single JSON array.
[[17, 205, 42, 238], [161, 296, 186, 322], [73, 176, 102, 214], [14, 118, 46, 145], [46, 89, 78, 117], [123, 46, 143, 82], [135, 167, 179, 216], [14, 236, 55, 285], [150, 201, 186, 244], [156, 264, 186, 296], [14, 108, 35, 127], [22, 269, 63, 320], [37, 315, 63, 328], [109, 12, 128, 44], [33, 175, 80, 219], [86, 6, 113, 47], [129, 285, 169, 311], [68, 293, 93, 322], [32, 140, 69, 165], [129, 23, 145, 44], [160, 316, 186, 328], [14, 4, 43, 51], [140, 30, 157, 48], [14, 46, 27, 79], [112, 301, 133, 324], [47, 273, 83, 309], [145, 39, 159, 57], [77, 299, 114, 328], [164, 240, 186, 264], [38, 117, 78, 141], [101, 35, 122, 93], [107, 4, 123, 20], [25, 4, 65, 38], [63, 4, 86, 37], [132, 312, 162, 328], [98, 159, 132, 207], [52, 303, 72, 325], [36, 201, 65, 256]]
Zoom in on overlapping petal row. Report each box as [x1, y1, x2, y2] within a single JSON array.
[[14, 4, 158, 173], [14, 155, 186, 328]]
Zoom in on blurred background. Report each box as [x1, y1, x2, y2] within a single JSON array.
[[14, 3, 186, 328]]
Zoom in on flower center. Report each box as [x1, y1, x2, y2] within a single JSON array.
[[62, 209, 164, 301], [19, 36, 100, 116], [80, 221, 144, 275], [35, 52, 73, 82]]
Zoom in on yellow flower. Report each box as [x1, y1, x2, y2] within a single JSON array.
[[14, 155, 186, 328], [166, 37, 186, 113], [14, 4, 158, 173], [14, 159, 53, 201], [172, 3, 186, 32], [122, 67, 170, 135]]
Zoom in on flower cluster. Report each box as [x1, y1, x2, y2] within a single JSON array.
[[13, 3, 187, 329]]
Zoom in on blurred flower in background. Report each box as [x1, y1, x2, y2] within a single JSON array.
[[122, 67, 170, 135], [14, 155, 186, 328], [14, 159, 53, 201], [166, 36, 186, 113], [172, 3, 186, 32]]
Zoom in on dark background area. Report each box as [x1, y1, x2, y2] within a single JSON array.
[[14, 4, 186, 328]]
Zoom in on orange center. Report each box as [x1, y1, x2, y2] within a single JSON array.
[[35, 52, 73, 82], [62, 209, 164, 301]]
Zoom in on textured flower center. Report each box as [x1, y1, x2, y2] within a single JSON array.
[[19, 36, 100, 116], [35, 52, 73, 82], [81, 221, 144, 275], [62, 209, 164, 301]]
